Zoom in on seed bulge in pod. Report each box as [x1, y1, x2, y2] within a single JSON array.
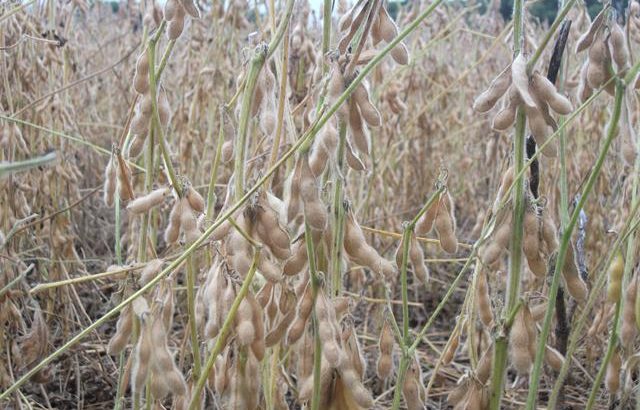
[[186, 185, 205, 213], [167, 7, 186, 40], [607, 252, 624, 303], [157, 89, 172, 127], [530, 73, 573, 115], [127, 187, 170, 214], [103, 157, 117, 207], [378, 6, 399, 42], [473, 64, 512, 113], [345, 139, 366, 171], [609, 22, 629, 70], [575, 7, 607, 53], [348, 99, 371, 155], [353, 83, 381, 127], [179, 0, 200, 18], [390, 42, 410, 65], [476, 268, 493, 327], [128, 134, 146, 158], [135, 50, 149, 76], [492, 88, 520, 131], [164, 0, 179, 20], [586, 39, 611, 89]]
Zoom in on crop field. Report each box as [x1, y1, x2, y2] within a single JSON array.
[[1, 0, 639, 409]]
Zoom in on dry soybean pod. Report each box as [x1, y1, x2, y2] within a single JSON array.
[[575, 6, 608, 53], [473, 64, 512, 113], [127, 187, 170, 214], [511, 53, 536, 108], [476, 268, 493, 327], [376, 317, 394, 379], [103, 155, 117, 207], [530, 72, 573, 115], [562, 241, 588, 302], [415, 195, 438, 236], [609, 22, 629, 70], [408, 232, 429, 284], [492, 87, 520, 131], [607, 251, 625, 303], [605, 346, 622, 394], [107, 304, 133, 355], [235, 294, 256, 346], [132, 317, 153, 395], [352, 82, 381, 127], [402, 354, 425, 410], [345, 139, 366, 171], [434, 191, 458, 254], [348, 98, 371, 155], [509, 303, 533, 375], [620, 272, 638, 348], [522, 205, 546, 277]]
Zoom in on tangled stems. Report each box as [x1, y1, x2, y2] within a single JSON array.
[[489, 109, 526, 410], [489, 0, 526, 406], [233, 51, 263, 200], [303, 220, 322, 410], [585, 309, 621, 409], [586, 87, 638, 410], [233, 0, 295, 200], [0, 0, 448, 402], [390, 184, 445, 410], [147, 23, 181, 198], [525, 80, 625, 409], [206, 108, 225, 220], [330, 123, 348, 296], [547, 195, 640, 408], [188, 250, 261, 409]]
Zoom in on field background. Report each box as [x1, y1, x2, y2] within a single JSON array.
[[1, 0, 639, 409]]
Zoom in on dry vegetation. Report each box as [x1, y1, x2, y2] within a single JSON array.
[[1, 0, 640, 409]]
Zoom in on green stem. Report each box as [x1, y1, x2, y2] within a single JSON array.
[[390, 354, 410, 410], [304, 221, 322, 410], [589, 97, 639, 410], [490, 0, 526, 403], [188, 250, 261, 409], [234, 0, 294, 200], [390, 185, 444, 410], [137, 127, 155, 262], [506, 109, 527, 317], [585, 308, 621, 410], [548, 198, 640, 408], [114, 190, 122, 265], [186, 255, 201, 378], [0, 151, 57, 178], [234, 53, 262, 199], [147, 32, 181, 197], [409, 247, 477, 351], [113, 351, 127, 410], [206, 107, 225, 218], [490, 107, 526, 410], [322, 0, 332, 75], [399, 227, 411, 345], [526, 80, 625, 409], [390, 226, 414, 409], [391, 226, 415, 410], [330, 122, 347, 296], [155, 40, 175, 80], [265, 0, 295, 61]]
